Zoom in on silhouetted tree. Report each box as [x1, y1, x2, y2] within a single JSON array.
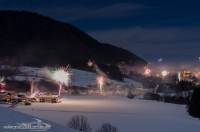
[[180, 80, 187, 103], [68, 115, 92, 132], [187, 87, 200, 118], [127, 89, 134, 99], [96, 123, 120, 132]]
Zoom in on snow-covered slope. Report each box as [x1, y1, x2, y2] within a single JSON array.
[[69, 68, 142, 88], [11, 66, 142, 88]]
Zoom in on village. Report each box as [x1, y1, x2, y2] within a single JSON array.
[[0, 90, 60, 106]]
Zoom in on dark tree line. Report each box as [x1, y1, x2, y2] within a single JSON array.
[[187, 87, 200, 118]]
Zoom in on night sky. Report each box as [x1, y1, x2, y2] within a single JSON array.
[[1, 0, 200, 67]]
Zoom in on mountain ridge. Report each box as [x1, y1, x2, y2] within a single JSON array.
[[0, 10, 148, 80]]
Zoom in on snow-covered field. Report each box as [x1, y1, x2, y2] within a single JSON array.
[[11, 95, 200, 132]]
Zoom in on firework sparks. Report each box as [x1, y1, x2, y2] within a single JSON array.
[[30, 90, 39, 98], [144, 68, 151, 76], [0, 82, 6, 88], [53, 66, 71, 97], [87, 60, 93, 67], [96, 76, 105, 94], [0, 76, 6, 89], [30, 82, 40, 98], [30, 75, 38, 96], [178, 72, 181, 81]]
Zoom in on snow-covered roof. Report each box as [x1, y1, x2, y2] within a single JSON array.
[[0, 92, 12, 96], [38, 95, 58, 98]]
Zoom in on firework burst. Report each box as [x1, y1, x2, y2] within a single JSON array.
[[96, 75, 105, 94], [0, 76, 6, 90], [144, 67, 151, 76], [30, 90, 39, 98], [87, 60, 94, 67], [53, 66, 71, 97]]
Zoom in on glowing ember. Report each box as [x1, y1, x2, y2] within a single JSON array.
[[53, 66, 71, 97], [96, 76, 105, 94]]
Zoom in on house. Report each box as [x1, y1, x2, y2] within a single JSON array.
[[17, 93, 28, 102], [38, 93, 58, 103], [0, 91, 15, 102], [183, 70, 192, 77]]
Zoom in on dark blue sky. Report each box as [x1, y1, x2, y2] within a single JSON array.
[[1, 0, 200, 67]]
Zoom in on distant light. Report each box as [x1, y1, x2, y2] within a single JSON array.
[[156, 74, 160, 77], [162, 71, 167, 77]]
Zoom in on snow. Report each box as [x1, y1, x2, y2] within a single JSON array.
[[1, 66, 200, 132], [11, 95, 200, 132], [0, 92, 11, 96], [65, 68, 142, 88], [0, 105, 78, 132], [10, 66, 142, 88]]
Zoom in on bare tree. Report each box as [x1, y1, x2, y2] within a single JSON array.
[[96, 123, 120, 132], [68, 115, 92, 132]]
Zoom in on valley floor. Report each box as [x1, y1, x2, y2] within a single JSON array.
[[12, 94, 200, 132]]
